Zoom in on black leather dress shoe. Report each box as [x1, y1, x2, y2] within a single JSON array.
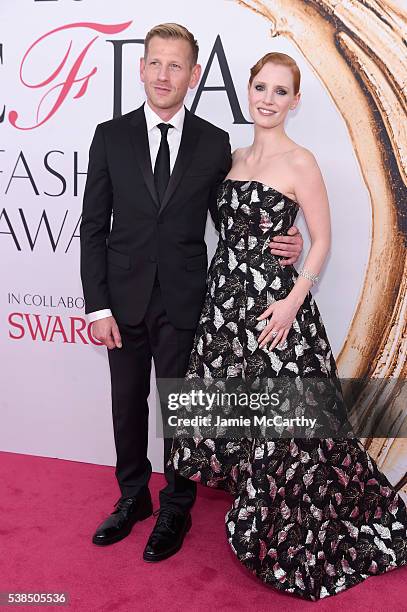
[[92, 492, 153, 546], [143, 507, 192, 562]]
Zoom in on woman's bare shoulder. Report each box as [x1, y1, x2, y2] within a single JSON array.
[[232, 146, 249, 161], [289, 145, 318, 171]]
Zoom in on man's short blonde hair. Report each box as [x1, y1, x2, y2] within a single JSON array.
[[144, 23, 199, 65]]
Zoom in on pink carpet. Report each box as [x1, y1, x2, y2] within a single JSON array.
[[1, 451, 406, 611]]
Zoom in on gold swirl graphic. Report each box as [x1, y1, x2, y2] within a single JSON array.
[[235, 0, 407, 497]]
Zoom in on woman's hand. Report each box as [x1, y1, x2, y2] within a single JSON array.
[[257, 297, 300, 350]]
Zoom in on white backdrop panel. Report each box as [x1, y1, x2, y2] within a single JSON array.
[[0, 0, 370, 472]]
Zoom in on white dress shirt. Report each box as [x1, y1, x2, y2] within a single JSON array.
[[87, 103, 186, 323], [145, 102, 185, 173]]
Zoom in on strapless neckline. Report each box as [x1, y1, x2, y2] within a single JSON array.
[[222, 178, 299, 207]]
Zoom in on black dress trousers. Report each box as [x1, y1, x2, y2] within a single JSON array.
[[107, 278, 197, 511]]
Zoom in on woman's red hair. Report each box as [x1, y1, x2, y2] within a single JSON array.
[[249, 52, 301, 94]]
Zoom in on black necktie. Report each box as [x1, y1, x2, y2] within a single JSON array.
[[154, 123, 173, 203]]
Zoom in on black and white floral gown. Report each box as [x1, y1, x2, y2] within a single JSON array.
[[169, 180, 407, 600]]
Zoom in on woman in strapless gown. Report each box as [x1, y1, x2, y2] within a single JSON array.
[[169, 52, 407, 600]]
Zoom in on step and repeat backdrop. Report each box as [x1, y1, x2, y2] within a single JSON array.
[[1, 0, 406, 497]]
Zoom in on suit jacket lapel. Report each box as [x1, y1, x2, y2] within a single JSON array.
[[159, 108, 201, 214], [129, 105, 159, 208]]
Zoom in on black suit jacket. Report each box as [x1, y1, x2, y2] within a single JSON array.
[[80, 104, 232, 329]]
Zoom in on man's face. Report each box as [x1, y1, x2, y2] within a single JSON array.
[[140, 36, 201, 115]]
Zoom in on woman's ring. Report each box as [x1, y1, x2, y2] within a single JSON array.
[[271, 331, 278, 338]]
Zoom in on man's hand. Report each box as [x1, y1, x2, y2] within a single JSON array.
[[91, 316, 122, 350], [269, 225, 303, 265]]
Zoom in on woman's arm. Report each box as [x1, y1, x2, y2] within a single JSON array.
[[258, 149, 331, 349], [286, 149, 331, 307]]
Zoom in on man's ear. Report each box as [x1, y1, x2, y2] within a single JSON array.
[[189, 64, 202, 89], [140, 57, 145, 83]]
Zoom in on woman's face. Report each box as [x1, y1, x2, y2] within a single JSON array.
[[248, 62, 300, 129]]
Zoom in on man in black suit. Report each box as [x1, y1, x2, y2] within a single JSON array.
[[80, 23, 302, 562]]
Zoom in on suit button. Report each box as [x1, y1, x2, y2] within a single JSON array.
[[149, 255, 156, 263]]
